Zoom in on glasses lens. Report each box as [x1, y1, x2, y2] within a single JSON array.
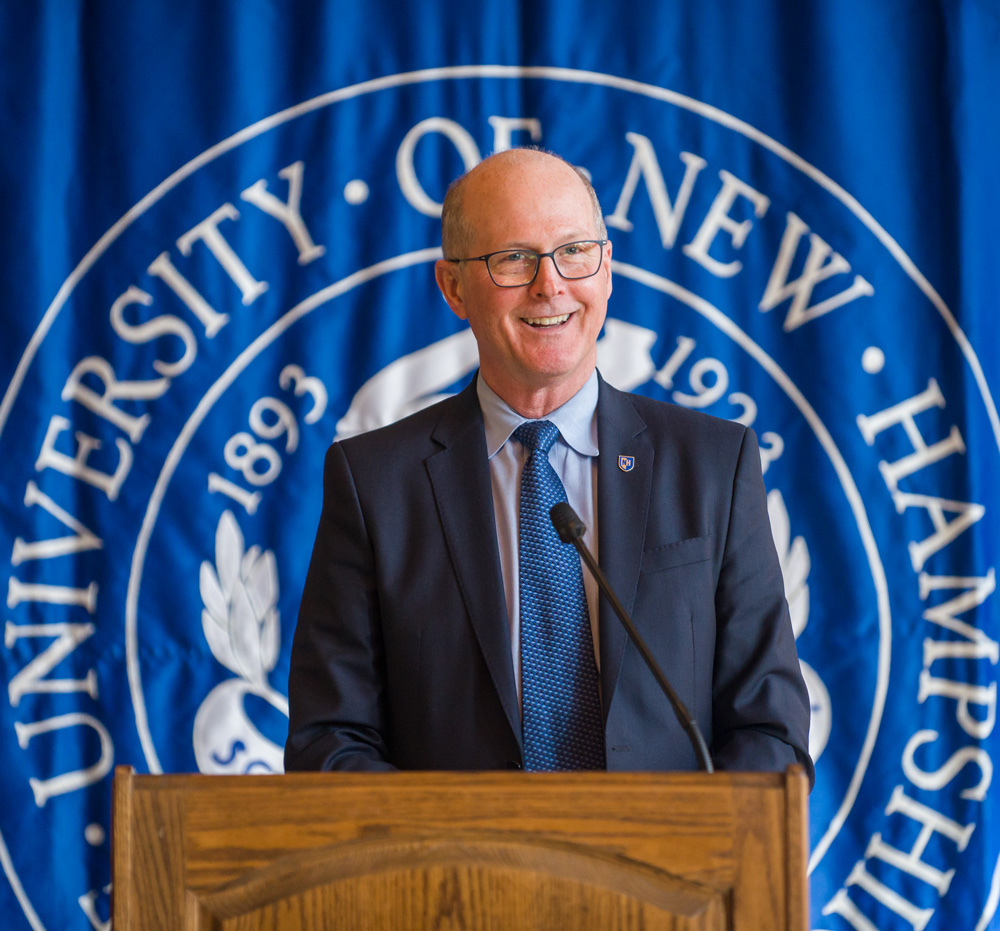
[[553, 241, 602, 279], [487, 250, 537, 285], [484, 241, 604, 286]]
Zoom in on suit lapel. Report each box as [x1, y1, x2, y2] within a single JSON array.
[[596, 378, 652, 713], [425, 380, 522, 747]]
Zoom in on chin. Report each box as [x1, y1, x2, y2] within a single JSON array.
[[525, 359, 590, 386]]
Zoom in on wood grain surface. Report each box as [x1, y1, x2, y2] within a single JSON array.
[[112, 767, 808, 930]]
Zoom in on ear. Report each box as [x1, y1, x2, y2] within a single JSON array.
[[434, 259, 468, 320], [604, 239, 613, 299]]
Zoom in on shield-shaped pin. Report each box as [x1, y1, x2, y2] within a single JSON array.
[[618, 455, 635, 472]]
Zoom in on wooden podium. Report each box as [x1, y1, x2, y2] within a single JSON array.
[[112, 765, 809, 930]]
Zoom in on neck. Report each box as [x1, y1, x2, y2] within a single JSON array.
[[480, 368, 594, 419]]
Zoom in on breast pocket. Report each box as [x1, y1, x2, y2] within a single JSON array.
[[640, 533, 714, 574]]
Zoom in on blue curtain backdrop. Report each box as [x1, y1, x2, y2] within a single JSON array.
[[1, 2, 998, 928]]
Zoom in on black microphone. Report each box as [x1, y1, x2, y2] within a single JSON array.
[[550, 502, 714, 773]]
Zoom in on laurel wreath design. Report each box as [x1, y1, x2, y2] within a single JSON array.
[[768, 488, 831, 761], [768, 489, 810, 639], [197, 486, 824, 755], [199, 510, 280, 687]]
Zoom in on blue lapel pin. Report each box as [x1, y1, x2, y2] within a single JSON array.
[[618, 455, 635, 472]]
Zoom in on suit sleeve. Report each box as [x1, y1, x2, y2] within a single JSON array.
[[284, 442, 397, 771], [711, 427, 814, 786]]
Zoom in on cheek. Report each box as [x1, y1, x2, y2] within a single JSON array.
[[583, 289, 610, 327], [480, 297, 522, 329], [467, 301, 519, 346]]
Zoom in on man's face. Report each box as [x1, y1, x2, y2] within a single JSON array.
[[435, 152, 612, 408]]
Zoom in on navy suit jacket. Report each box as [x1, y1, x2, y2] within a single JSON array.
[[285, 374, 812, 781]]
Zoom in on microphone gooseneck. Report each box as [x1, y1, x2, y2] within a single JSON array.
[[549, 502, 714, 773]]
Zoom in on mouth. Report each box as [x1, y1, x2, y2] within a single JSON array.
[[522, 312, 571, 328]]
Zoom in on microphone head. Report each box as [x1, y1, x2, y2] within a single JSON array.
[[549, 502, 586, 542]]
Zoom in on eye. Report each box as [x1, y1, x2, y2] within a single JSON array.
[[497, 251, 528, 264], [555, 242, 598, 266], [490, 250, 535, 273]]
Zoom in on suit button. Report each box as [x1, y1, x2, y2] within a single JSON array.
[[506, 759, 522, 770]]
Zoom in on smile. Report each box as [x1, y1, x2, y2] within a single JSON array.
[[522, 313, 571, 327]]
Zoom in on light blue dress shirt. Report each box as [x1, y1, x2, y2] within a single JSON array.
[[476, 371, 601, 703]]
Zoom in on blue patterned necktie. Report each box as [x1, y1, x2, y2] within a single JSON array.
[[515, 420, 606, 771]]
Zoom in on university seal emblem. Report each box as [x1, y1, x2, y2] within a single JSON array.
[[1, 68, 996, 931]]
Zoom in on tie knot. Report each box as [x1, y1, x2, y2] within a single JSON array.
[[515, 420, 560, 455]]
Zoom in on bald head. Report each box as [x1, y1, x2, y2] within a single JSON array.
[[433, 146, 613, 416], [440, 148, 607, 258]]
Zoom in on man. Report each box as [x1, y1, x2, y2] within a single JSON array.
[[285, 148, 812, 780]]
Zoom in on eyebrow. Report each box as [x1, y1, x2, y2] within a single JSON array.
[[494, 233, 595, 250]]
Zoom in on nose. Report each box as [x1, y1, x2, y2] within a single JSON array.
[[530, 254, 564, 296]]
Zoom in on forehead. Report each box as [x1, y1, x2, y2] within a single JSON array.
[[461, 154, 596, 247]]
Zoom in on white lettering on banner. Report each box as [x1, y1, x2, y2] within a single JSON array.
[[825, 784, 978, 930], [177, 203, 269, 306], [61, 355, 169, 444], [894, 493, 986, 573], [920, 570, 997, 645], [857, 379, 966, 493], [487, 115, 542, 153], [825, 861, 935, 931], [919, 671, 995, 739], [867, 787, 974, 895], [109, 285, 197, 379], [208, 365, 327, 514], [923, 632, 998, 667], [822, 888, 884, 931], [5, 622, 98, 706], [22, 159, 327, 512], [0, 110, 988, 928], [396, 117, 481, 216], [598, 129, 874, 326], [682, 169, 770, 277], [856, 379, 984, 571], [816, 366, 997, 928], [240, 160, 327, 265], [606, 132, 707, 248], [35, 416, 132, 500], [392, 119, 875, 332], [921, 630, 998, 737], [759, 211, 874, 331], [652, 333, 784, 471], [194, 369, 327, 775], [902, 730, 992, 802], [12, 480, 103, 565], [147, 250, 230, 337], [7, 578, 98, 613], [13, 712, 114, 806]]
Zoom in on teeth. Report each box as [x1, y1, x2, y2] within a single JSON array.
[[524, 313, 570, 327]]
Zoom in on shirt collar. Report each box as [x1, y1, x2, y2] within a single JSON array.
[[477, 369, 600, 459]]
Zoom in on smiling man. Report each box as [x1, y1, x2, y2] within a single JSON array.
[[285, 148, 812, 780], [434, 150, 612, 418]]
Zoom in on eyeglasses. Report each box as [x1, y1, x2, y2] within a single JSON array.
[[446, 240, 608, 288]]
